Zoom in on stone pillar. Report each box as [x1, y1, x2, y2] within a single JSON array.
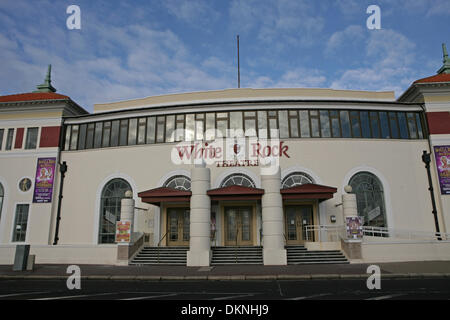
[[261, 166, 287, 265], [187, 163, 211, 266], [341, 185, 362, 260], [120, 190, 135, 233]]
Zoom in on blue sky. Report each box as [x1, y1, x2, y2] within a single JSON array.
[[0, 0, 449, 112]]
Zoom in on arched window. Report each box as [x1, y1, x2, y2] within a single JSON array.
[[281, 172, 314, 189], [349, 172, 387, 228], [164, 175, 191, 191], [221, 173, 255, 188], [0, 183, 4, 222], [99, 178, 132, 244]]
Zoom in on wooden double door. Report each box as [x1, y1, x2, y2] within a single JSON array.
[[167, 207, 190, 246], [224, 206, 253, 246], [285, 205, 314, 244]]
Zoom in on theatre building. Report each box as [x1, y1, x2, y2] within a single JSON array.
[[1, 47, 450, 266]]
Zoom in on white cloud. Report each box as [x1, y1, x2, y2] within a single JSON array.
[[326, 25, 365, 55]]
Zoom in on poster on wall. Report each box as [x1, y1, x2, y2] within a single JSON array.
[[33, 157, 56, 203], [346, 216, 363, 240], [434, 145, 450, 195], [116, 220, 131, 243]]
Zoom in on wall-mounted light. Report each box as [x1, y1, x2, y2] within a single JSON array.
[[330, 215, 337, 223]]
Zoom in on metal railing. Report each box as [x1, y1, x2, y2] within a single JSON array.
[[362, 226, 450, 241], [156, 230, 169, 264], [304, 225, 346, 242]]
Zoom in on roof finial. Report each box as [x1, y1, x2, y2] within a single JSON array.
[[437, 43, 450, 74], [33, 64, 56, 93]]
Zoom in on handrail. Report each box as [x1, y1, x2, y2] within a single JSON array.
[[362, 226, 450, 241], [157, 230, 169, 264]]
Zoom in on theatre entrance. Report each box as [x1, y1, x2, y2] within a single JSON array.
[[224, 206, 254, 246], [284, 205, 314, 245], [166, 207, 190, 246]]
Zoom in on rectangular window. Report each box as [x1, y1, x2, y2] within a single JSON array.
[[370, 111, 380, 138], [268, 111, 278, 138], [128, 118, 137, 145], [70, 125, 79, 150], [299, 110, 310, 138], [350, 111, 361, 138], [416, 113, 424, 139], [397, 112, 409, 139], [146, 117, 156, 144], [86, 123, 95, 149], [6, 128, 14, 150], [379, 112, 390, 138], [102, 121, 111, 148], [340, 111, 351, 138], [278, 110, 289, 138], [330, 110, 340, 138], [244, 112, 257, 137], [119, 119, 128, 146], [389, 112, 399, 139], [360, 111, 371, 138], [185, 114, 195, 141], [216, 113, 228, 138], [407, 112, 418, 139], [25, 127, 39, 150], [288, 110, 299, 138], [78, 124, 87, 150], [229, 111, 242, 137], [0, 129, 4, 150], [320, 110, 331, 138], [310, 110, 320, 138], [165, 115, 175, 142], [156, 116, 165, 143], [94, 122, 103, 148], [110, 120, 120, 147], [64, 126, 71, 151], [257, 111, 268, 138], [175, 115, 185, 142], [137, 118, 146, 144], [195, 113, 204, 140], [12, 204, 29, 242], [205, 113, 215, 140]]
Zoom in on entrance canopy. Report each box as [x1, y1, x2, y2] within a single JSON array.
[[138, 187, 191, 206], [281, 183, 337, 202], [207, 185, 264, 201]]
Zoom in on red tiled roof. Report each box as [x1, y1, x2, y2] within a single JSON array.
[[0, 92, 69, 103], [413, 73, 450, 84], [138, 187, 192, 206], [280, 183, 337, 201], [207, 185, 264, 200]]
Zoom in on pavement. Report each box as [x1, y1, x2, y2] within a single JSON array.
[[1, 261, 450, 280]]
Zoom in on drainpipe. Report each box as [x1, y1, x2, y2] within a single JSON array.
[[419, 103, 442, 240], [53, 161, 67, 245]]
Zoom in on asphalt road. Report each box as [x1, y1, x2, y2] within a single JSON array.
[[1, 278, 450, 301]]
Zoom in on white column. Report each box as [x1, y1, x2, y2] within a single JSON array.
[[261, 167, 287, 265], [342, 185, 362, 241], [187, 163, 211, 266], [120, 190, 135, 233]]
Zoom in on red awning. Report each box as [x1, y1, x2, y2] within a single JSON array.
[[281, 183, 337, 201], [207, 185, 264, 201], [138, 187, 191, 206]]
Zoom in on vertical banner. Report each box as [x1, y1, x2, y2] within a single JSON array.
[[33, 157, 56, 203], [346, 216, 363, 240], [116, 220, 131, 243], [434, 145, 450, 195]]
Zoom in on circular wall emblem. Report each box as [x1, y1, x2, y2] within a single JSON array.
[[19, 178, 32, 192]]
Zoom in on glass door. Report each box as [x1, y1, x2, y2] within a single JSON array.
[[285, 205, 314, 245], [224, 206, 253, 246], [167, 207, 190, 246]]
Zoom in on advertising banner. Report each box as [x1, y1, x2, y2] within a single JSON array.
[[116, 220, 131, 243], [434, 145, 450, 195], [33, 157, 56, 203]]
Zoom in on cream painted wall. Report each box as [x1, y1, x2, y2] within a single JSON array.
[[0, 152, 58, 245], [56, 138, 438, 246]]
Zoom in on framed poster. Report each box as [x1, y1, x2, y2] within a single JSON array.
[[346, 216, 363, 240], [33, 157, 56, 203], [434, 145, 450, 195], [116, 220, 131, 243]]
